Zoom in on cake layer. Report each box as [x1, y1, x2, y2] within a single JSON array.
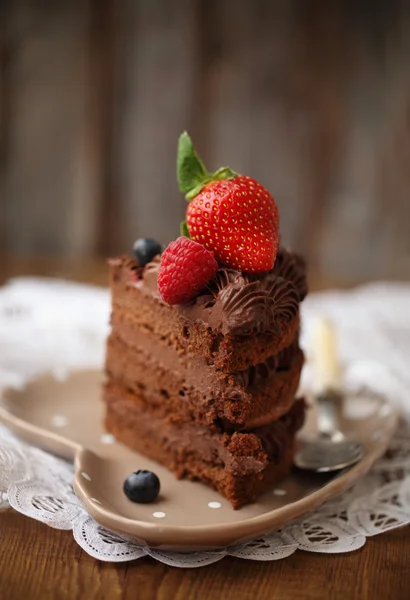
[[105, 331, 303, 429], [103, 385, 306, 508], [109, 247, 306, 371]]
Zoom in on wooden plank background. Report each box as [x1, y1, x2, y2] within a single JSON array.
[[1, 0, 409, 282]]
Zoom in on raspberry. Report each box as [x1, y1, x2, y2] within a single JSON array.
[[158, 236, 218, 305]]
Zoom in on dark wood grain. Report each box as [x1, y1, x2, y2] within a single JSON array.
[[1, 510, 409, 600], [1, 0, 410, 281], [115, 0, 197, 246], [2, 0, 99, 258], [88, 0, 120, 258]]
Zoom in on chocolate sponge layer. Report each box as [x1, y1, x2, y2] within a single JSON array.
[[103, 386, 305, 509], [109, 255, 301, 372], [105, 331, 303, 430]]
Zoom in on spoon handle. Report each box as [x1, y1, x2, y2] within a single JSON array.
[[317, 391, 344, 442]]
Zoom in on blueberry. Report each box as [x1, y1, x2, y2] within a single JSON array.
[[132, 238, 162, 267], [123, 470, 160, 503]]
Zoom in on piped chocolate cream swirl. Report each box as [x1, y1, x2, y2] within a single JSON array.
[[214, 276, 299, 336], [131, 246, 306, 338]]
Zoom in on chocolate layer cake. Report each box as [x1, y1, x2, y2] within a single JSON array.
[[104, 247, 307, 508]]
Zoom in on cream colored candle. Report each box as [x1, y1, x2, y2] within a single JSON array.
[[312, 317, 341, 394]]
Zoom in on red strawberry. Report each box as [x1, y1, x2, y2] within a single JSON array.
[[177, 132, 279, 273], [158, 236, 218, 305]]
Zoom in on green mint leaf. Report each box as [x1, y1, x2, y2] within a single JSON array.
[[180, 221, 190, 238], [177, 132, 210, 196]]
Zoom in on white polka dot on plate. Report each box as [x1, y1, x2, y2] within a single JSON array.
[[81, 472, 91, 481], [153, 511, 166, 518], [100, 433, 115, 444], [51, 415, 68, 428], [53, 368, 68, 382], [379, 405, 392, 417], [208, 501, 222, 509], [273, 489, 286, 496]]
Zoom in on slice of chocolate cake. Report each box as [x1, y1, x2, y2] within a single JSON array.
[[103, 132, 308, 508], [104, 247, 307, 508]]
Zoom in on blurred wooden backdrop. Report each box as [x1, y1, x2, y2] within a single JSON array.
[[1, 0, 410, 282]]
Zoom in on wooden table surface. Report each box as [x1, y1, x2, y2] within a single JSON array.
[[1, 258, 409, 600]]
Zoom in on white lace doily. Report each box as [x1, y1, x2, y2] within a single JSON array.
[[1, 277, 410, 567]]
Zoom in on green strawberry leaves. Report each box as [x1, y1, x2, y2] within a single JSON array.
[[177, 132, 236, 200]]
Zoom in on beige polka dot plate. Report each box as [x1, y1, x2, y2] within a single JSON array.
[[0, 370, 398, 550]]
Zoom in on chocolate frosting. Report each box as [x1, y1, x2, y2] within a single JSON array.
[[206, 271, 300, 337], [233, 340, 299, 388], [127, 247, 306, 337], [260, 396, 306, 458], [142, 254, 161, 292], [271, 247, 308, 301]]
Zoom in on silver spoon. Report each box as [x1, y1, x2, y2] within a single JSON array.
[[294, 318, 364, 473], [294, 389, 364, 472]]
